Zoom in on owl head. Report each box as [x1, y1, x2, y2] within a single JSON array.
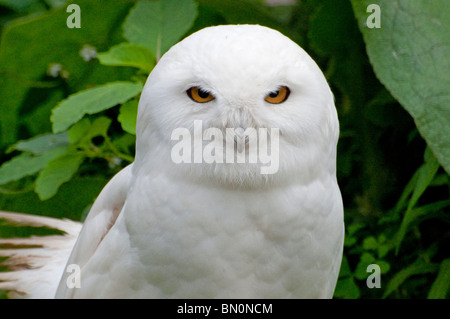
[[135, 25, 339, 188]]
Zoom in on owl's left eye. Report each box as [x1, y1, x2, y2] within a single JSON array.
[[187, 87, 215, 103], [264, 86, 290, 104]]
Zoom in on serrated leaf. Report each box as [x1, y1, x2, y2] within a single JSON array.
[[0, 147, 68, 185], [35, 153, 84, 200], [351, 0, 450, 175], [428, 259, 450, 299], [98, 43, 155, 73], [123, 0, 198, 59], [51, 81, 143, 133], [118, 99, 138, 135], [9, 132, 69, 155]]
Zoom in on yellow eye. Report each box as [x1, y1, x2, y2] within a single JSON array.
[[264, 86, 290, 104], [187, 87, 215, 103]]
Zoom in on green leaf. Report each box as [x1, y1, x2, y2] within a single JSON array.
[[383, 257, 438, 298], [68, 118, 92, 144], [35, 153, 84, 200], [0, 0, 45, 12], [123, 0, 198, 59], [354, 252, 376, 280], [351, 0, 450, 175], [0, 148, 67, 185], [0, 175, 109, 221], [428, 259, 450, 299], [392, 169, 419, 216], [344, 223, 365, 247], [347, 223, 365, 235], [362, 236, 378, 250], [9, 132, 69, 155], [85, 117, 112, 141], [407, 148, 440, 211], [394, 150, 442, 251], [51, 81, 143, 133], [338, 255, 353, 278], [44, 0, 66, 8], [344, 235, 357, 247], [395, 199, 450, 252], [68, 117, 112, 146], [377, 260, 391, 274], [0, 0, 134, 146], [98, 43, 155, 73], [118, 99, 138, 135], [334, 277, 360, 299], [430, 173, 449, 187], [378, 243, 391, 259], [335, 256, 361, 299]]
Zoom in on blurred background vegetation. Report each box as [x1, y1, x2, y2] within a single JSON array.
[[0, 0, 449, 299]]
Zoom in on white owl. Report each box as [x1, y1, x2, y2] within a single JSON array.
[[0, 25, 344, 298]]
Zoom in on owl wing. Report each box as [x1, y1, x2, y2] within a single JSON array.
[[54, 164, 133, 298]]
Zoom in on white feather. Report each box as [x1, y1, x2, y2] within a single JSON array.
[[0, 212, 81, 298]]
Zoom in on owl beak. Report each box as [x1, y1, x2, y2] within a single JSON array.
[[234, 127, 250, 154]]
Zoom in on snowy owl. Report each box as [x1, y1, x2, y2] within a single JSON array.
[[0, 25, 344, 298]]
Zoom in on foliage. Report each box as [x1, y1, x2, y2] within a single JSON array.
[[0, 0, 448, 299], [352, 0, 450, 176]]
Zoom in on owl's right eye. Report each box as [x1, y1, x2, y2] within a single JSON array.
[[187, 87, 215, 103]]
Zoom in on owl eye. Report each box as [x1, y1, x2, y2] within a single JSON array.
[[187, 87, 215, 103], [264, 86, 290, 104]]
